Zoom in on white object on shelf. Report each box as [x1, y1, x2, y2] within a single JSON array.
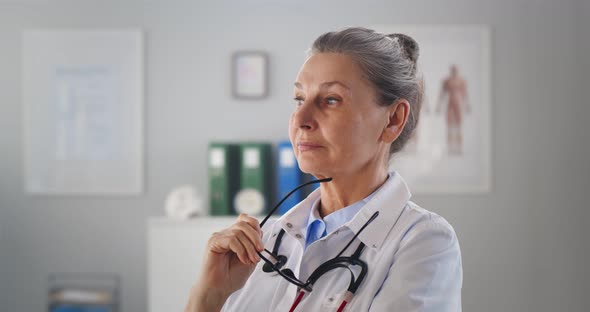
[[164, 185, 204, 219], [147, 217, 236, 312], [234, 188, 265, 215]]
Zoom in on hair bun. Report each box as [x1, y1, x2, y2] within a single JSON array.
[[388, 33, 419, 64]]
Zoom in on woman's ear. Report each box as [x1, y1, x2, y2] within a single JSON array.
[[381, 99, 410, 143]]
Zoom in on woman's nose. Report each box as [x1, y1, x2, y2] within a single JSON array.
[[291, 101, 317, 130]]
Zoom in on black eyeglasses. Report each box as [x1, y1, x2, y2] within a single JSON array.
[[256, 178, 379, 293]]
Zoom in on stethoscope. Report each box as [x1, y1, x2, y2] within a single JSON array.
[[257, 177, 379, 312]]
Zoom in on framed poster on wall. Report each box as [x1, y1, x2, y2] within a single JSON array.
[[22, 29, 144, 195], [232, 51, 268, 99], [372, 25, 492, 193]]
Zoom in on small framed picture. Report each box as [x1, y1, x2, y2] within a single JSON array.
[[232, 51, 268, 99]]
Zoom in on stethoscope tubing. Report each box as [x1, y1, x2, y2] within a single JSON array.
[[256, 177, 381, 312], [269, 214, 377, 311], [288, 290, 354, 312]]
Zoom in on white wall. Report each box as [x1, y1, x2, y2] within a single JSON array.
[[577, 0, 590, 301], [0, 0, 587, 311]]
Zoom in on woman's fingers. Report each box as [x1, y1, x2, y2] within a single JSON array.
[[234, 230, 261, 264], [238, 213, 262, 237], [233, 221, 264, 252], [208, 215, 264, 265], [227, 236, 250, 264]]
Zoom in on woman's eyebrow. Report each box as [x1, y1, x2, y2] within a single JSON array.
[[294, 81, 351, 93], [320, 81, 350, 90]]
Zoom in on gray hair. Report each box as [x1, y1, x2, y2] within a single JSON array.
[[309, 27, 424, 156]]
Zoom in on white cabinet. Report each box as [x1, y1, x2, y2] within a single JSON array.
[[147, 217, 236, 312]]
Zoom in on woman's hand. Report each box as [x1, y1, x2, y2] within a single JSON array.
[[203, 213, 264, 292], [185, 214, 264, 312]]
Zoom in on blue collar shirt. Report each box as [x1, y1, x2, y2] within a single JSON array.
[[304, 182, 382, 249]]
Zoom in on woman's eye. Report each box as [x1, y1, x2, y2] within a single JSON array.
[[294, 97, 304, 106], [325, 97, 340, 105]]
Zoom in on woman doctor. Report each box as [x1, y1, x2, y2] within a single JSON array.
[[185, 27, 462, 312]]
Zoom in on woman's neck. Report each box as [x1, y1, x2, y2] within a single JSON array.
[[317, 168, 388, 218]]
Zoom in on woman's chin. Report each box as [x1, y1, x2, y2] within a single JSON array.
[[298, 163, 331, 179], [298, 163, 322, 176]]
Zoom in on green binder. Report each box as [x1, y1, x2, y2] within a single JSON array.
[[208, 143, 240, 216], [235, 143, 272, 216]]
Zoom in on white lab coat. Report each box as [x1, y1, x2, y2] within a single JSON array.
[[222, 172, 462, 311]]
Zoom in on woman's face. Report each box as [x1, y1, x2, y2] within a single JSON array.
[[289, 53, 391, 179]]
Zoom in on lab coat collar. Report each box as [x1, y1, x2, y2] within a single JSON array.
[[347, 171, 411, 250], [278, 171, 411, 251], [278, 187, 322, 247]]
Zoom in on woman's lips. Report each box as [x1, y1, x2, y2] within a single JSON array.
[[297, 142, 323, 151]]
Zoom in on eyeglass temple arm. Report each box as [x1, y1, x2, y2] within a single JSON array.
[[259, 177, 332, 227], [334, 211, 379, 258]]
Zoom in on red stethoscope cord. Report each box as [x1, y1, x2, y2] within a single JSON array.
[[288, 290, 353, 312], [288, 291, 306, 312], [336, 301, 348, 312], [336, 291, 353, 312]]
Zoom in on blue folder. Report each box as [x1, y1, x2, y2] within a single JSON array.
[[276, 141, 304, 215], [51, 306, 110, 312]]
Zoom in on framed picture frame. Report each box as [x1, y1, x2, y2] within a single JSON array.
[[22, 29, 144, 195], [371, 25, 492, 193], [232, 51, 268, 99]]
